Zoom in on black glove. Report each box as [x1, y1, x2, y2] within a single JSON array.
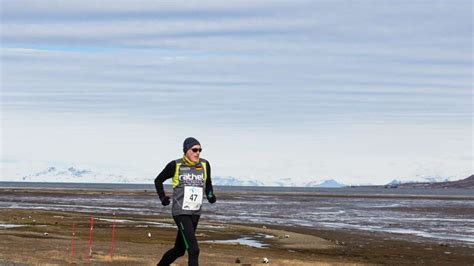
[[208, 195, 216, 204], [161, 196, 170, 206]]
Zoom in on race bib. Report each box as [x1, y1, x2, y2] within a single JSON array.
[[182, 186, 203, 211]]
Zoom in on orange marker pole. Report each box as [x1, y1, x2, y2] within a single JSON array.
[[109, 213, 117, 258], [71, 223, 75, 260], [88, 216, 94, 260]]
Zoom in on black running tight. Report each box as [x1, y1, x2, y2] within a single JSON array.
[[158, 215, 200, 266]]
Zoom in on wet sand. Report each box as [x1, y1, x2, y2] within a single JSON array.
[[0, 188, 473, 265]]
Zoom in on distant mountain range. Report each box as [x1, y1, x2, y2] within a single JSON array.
[[20, 166, 133, 183], [17, 166, 471, 188], [386, 176, 451, 186], [390, 175, 474, 189], [212, 176, 347, 187], [304, 179, 347, 188], [211, 176, 265, 186], [17, 166, 348, 187]]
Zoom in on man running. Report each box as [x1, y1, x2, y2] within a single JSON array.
[[155, 137, 216, 266]]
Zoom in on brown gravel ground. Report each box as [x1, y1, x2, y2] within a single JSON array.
[[0, 209, 473, 265], [0, 189, 473, 265]]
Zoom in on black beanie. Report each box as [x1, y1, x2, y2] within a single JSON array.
[[183, 137, 200, 153]]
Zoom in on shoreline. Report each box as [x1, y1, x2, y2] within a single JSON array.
[[1, 186, 473, 200]]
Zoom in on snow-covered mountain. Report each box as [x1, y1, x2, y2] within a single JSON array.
[[20, 166, 135, 183], [420, 176, 450, 183], [271, 177, 300, 187], [386, 176, 452, 186], [397, 175, 474, 189], [213, 177, 347, 187], [387, 179, 403, 185], [305, 179, 347, 188], [16, 166, 348, 187], [212, 176, 265, 186]]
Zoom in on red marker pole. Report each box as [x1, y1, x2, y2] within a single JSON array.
[[109, 212, 116, 259], [88, 216, 94, 260], [71, 223, 75, 260]]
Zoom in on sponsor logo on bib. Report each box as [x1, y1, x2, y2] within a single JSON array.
[[179, 173, 204, 182]]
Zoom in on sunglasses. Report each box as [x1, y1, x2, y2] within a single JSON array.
[[191, 148, 202, 153]]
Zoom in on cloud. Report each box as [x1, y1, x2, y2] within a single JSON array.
[[1, 0, 472, 183]]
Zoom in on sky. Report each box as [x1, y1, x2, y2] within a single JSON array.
[[1, 0, 472, 185]]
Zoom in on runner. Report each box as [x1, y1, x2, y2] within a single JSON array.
[[155, 137, 216, 266]]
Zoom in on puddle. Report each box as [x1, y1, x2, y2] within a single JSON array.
[[203, 235, 269, 248], [96, 218, 174, 228], [257, 233, 275, 239], [200, 224, 227, 229], [0, 224, 27, 229]]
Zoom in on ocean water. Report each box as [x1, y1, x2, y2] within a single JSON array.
[[0, 182, 473, 245]]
